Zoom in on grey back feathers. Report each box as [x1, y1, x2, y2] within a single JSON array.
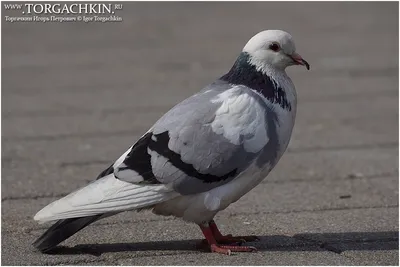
[[108, 52, 288, 195], [101, 49, 292, 196], [114, 82, 278, 195]]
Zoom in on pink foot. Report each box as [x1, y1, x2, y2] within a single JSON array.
[[199, 221, 259, 255]]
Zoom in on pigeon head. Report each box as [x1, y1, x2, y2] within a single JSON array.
[[243, 30, 310, 71]]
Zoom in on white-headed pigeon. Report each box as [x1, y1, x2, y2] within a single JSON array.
[[33, 30, 310, 255]]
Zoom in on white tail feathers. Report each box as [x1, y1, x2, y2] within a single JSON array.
[[34, 174, 178, 223]]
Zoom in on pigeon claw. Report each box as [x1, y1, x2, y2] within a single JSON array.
[[208, 220, 260, 244], [199, 221, 259, 255], [220, 245, 257, 253], [210, 244, 231, 255], [210, 244, 257, 255]]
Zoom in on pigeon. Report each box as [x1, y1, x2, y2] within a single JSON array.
[[33, 29, 310, 255]]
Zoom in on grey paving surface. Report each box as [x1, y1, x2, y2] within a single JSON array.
[[2, 1, 399, 266]]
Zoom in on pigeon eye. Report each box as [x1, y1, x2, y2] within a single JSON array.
[[269, 43, 280, 52]]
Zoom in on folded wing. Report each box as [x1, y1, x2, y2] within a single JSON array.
[[34, 82, 271, 223], [116, 83, 270, 195]]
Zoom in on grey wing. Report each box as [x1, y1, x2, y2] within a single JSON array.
[[107, 83, 272, 195]]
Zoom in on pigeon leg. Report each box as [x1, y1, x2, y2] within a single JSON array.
[[208, 220, 260, 244], [199, 223, 257, 255]]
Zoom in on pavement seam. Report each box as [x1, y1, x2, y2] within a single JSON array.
[[43, 251, 205, 266], [2, 193, 69, 201], [59, 160, 111, 168], [4, 90, 397, 121], [4, 81, 396, 98], [260, 171, 397, 185], [17, 205, 398, 234], [322, 67, 398, 78], [36, 250, 204, 265], [41, 258, 107, 266], [2, 171, 397, 201], [225, 204, 399, 218], [3, 106, 168, 119], [286, 142, 398, 154], [2, 129, 143, 142], [3, 126, 398, 151]]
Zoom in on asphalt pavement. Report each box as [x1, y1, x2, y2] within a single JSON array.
[[2, 2, 399, 265]]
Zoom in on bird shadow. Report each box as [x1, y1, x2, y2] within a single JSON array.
[[41, 231, 399, 256]]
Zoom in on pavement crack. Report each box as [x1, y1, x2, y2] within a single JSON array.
[[5, 171, 396, 201], [24, 217, 178, 234], [319, 242, 343, 254], [43, 258, 107, 266], [24, 205, 398, 234], [3, 129, 141, 142], [2, 193, 68, 201], [59, 160, 110, 168], [261, 171, 397, 185], [287, 142, 397, 153]]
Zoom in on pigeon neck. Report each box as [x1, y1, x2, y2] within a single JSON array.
[[220, 52, 292, 111]]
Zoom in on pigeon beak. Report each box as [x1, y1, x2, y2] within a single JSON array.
[[290, 52, 310, 70]]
